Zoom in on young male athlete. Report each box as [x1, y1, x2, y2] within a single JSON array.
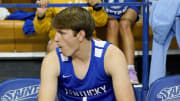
[[39, 7, 135, 101]]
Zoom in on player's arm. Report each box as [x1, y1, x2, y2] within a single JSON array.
[[33, 0, 55, 34], [38, 50, 60, 101], [104, 45, 135, 101]]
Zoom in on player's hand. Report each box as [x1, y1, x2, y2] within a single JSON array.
[[86, 0, 100, 6], [36, 0, 49, 18]]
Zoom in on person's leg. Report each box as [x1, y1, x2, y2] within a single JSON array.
[[106, 16, 119, 47], [119, 8, 139, 84]]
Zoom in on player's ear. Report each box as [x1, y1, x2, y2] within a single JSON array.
[[77, 30, 85, 42]]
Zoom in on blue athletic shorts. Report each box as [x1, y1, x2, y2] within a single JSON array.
[[103, 0, 139, 19]]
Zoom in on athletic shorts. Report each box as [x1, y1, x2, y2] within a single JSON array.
[[103, 0, 139, 20]]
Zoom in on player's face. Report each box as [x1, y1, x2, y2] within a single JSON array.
[[54, 29, 80, 56]]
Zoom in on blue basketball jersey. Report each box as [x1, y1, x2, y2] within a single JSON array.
[[56, 39, 116, 101]]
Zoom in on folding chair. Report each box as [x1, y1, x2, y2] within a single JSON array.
[[0, 78, 40, 101], [146, 75, 180, 101]]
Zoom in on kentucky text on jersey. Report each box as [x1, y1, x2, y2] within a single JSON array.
[[1, 84, 39, 101], [157, 85, 180, 101], [64, 85, 107, 97]]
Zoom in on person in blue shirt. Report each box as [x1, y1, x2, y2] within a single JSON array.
[[39, 6, 135, 101], [103, 0, 139, 84]]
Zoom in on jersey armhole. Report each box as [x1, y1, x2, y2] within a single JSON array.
[[56, 47, 63, 78], [101, 42, 112, 79]]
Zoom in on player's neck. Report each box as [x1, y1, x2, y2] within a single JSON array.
[[72, 39, 91, 63]]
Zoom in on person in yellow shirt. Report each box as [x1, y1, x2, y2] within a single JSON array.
[[33, 0, 108, 52]]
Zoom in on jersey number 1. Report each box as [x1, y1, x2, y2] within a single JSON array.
[[83, 97, 87, 101]]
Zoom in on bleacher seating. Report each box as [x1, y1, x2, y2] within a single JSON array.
[[0, 20, 49, 52]]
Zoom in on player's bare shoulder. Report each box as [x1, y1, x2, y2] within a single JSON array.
[[43, 50, 58, 63], [104, 44, 127, 75], [42, 49, 60, 76], [105, 44, 124, 58]]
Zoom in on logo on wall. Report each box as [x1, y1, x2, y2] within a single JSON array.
[[1, 84, 40, 101], [157, 85, 180, 101]]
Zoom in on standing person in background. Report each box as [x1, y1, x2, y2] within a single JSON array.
[[39, 6, 135, 101], [103, 0, 139, 84], [33, 0, 108, 52], [0, 0, 10, 20]]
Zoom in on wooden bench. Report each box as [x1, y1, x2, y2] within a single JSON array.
[[0, 18, 178, 52], [0, 20, 49, 52]]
